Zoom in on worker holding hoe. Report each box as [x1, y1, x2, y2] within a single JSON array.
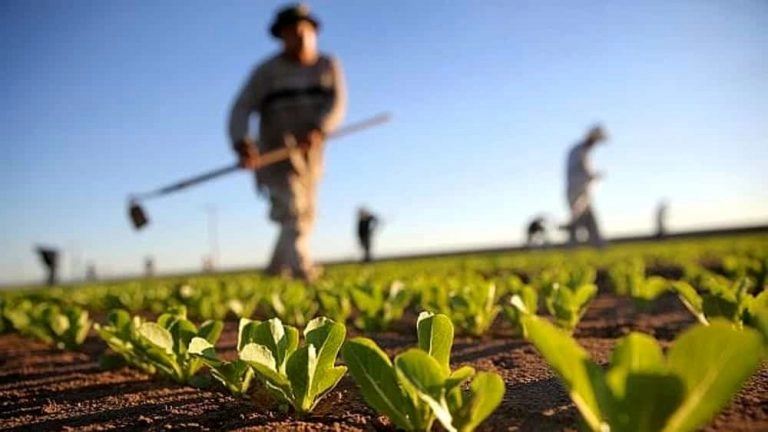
[[563, 125, 607, 247], [228, 4, 346, 282]]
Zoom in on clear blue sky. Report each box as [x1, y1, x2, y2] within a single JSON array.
[[2, 0, 767, 284]]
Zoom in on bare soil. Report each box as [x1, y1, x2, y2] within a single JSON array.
[[1, 292, 766, 431]]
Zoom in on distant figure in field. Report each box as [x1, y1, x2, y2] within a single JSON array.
[[563, 125, 607, 247], [36, 246, 59, 286], [656, 200, 669, 238], [202, 256, 214, 273], [86, 263, 97, 281], [526, 216, 549, 248], [357, 207, 379, 262], [145, 256, 155, 277]]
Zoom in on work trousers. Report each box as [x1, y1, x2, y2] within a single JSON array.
[[567, 188, 604, 247], [262, 171, 317, 279]]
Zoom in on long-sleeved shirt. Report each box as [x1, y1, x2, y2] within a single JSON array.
[[566, 141, 596, 196], [228, 53, 347, 179]]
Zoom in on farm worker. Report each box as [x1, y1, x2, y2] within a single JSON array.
[[35, 246, 59, 286], [656, 200, 669, 238], [228, 3, 347, 282], [564, 125, 607, 247], [526, 215, 549, 248], [357, 207, 379, 263]]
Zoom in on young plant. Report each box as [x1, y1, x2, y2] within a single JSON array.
[[268, 281, 318, 327], [542, 282, 597, 333], [315, 282, 353, 324], [351, 280, 412, 331], [188, 318, 259, 397], [174, 282, 231, 320], [41, 303, 92, 350], [446, 281, 502, 336], [521, 313, 763, 432], [609, 259, 670, 307], [672, 278, 768, 335], [95, 306, 223, 384], [4, 301, 91, 350], [238, 316, 346, 415], [503, 285, 538, 336], [342, 312, 504, 432]]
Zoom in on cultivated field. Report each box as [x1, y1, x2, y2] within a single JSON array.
[[1, 234, 767, 431]]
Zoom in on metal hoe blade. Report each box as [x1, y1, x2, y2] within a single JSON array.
[[129, 200, 149, 230]]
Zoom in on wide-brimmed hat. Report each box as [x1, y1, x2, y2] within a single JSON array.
[[270, 4, 321, 38]]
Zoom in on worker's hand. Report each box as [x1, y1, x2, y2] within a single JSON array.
[[298, 129, 324, 150], [234, 138, 260, 169]]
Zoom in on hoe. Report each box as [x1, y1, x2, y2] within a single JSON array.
[[128, 112, 391, 230]]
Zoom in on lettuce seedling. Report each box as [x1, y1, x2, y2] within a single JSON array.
[[522, 314, 763, 432], [351, 280, 412, 331], [503, 285, 538, 336], [447, 281, 502, 336], [4, 301, 91, 350], [188, 318, 260, 397], [239, 316, 346, 415], [342, 312, 504, 432], [542, 282, 597, 333], [95, 308, 156, 374], [316, 282, 353, 324], [609, 259, 670, 307], [673, 278, 768, 339], [95, 306, 223, 384], [42, 304, 92, 350], [268, 281, 319, 327]]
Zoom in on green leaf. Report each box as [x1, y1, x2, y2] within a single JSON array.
[[286, 345, 315, 412], [395, 348, 448, 396], [341, 338, 414, 431], [417, 312, 454, 374], [188, 337, 222, 366], [522, 314, 609, 431], [107, 309, 132, 330], [608, 333, 665, 378], [605, 334, 683, 432], [610, 373, 685, 432], [168, 318, 197, 356], [138, 322, 174, 355], [198, 320, 223, 344], [250, 318, 299, 372], [573, 284, 598, 314], [304, 317, 346, 398], [237, 317, 261, 351], [395, 349, 448, 432], [240, 342, 290, 388], [49, 313, 70, 336], [452, 372, 505, 432], [445, 366, 475, 391], [672, 282, 708, 325], [663, 321, 763, 432]]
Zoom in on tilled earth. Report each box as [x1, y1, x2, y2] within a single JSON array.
[[1, 292, 766, 431]]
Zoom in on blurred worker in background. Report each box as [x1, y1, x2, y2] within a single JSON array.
[[144, 256, 155, 278], [36, 246, 59, 286], [526, 215, 549, 248], [563, 125, 607, 247], [656, 200, 669, 238], [357, 207, 379, 262], [228, 4, 346, 282]]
